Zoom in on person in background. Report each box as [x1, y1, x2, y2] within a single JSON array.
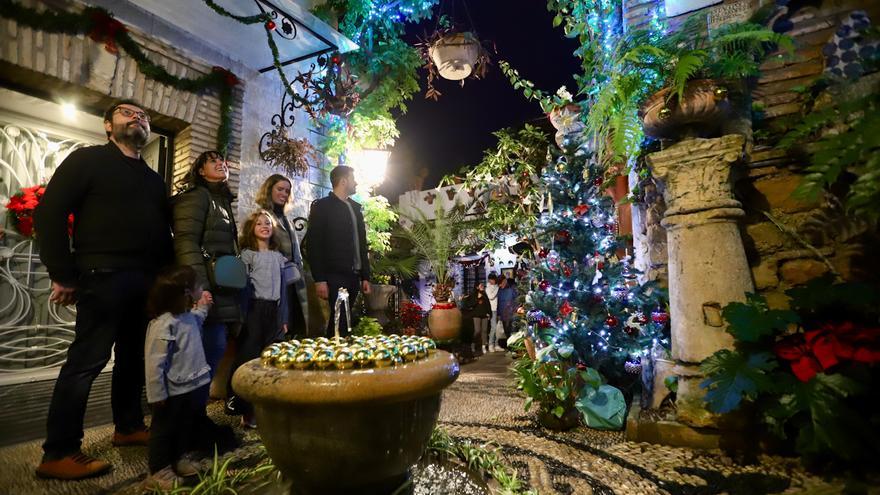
[[303, 166, 371, 337], [485, 273, 500, 352], [143, 266, 236, 490], [171, 151, 241, 399], [254, 174, 307, 337], [468, 282, 492, 356], [227, 210, 288, 429], [33, 99, 173, 480], [497, 276, 518, 343]]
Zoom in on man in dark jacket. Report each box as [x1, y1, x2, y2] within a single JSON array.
[[33, 100, 173, 480], [304, 165, 371, 337]]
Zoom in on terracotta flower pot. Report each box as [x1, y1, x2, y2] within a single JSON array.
[[232, 351, 460, 495], [429, 32, 480, 81], [639, 79, 733, 140], [427, 304, 462, 341]]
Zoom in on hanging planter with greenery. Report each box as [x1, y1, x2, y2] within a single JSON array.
[[419, 17, 493, 100]]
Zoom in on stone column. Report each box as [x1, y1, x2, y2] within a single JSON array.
[[646, 135, 755, 427]]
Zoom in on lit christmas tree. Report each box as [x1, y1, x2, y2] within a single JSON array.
[[524, 139, 669, 384]]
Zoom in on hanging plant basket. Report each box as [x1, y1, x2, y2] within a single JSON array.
[[639, 79, 735, 140], [429, 32, 481, 81], [421, 29, 492, 100], [259, 133, 316, 177]]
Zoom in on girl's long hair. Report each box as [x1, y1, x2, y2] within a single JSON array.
[[255, 174, 292, 212], [239, 209, 279, 251]]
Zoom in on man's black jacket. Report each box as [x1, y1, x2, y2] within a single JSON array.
[[303, 192, 370, 282], [33, 142, 173, 284]]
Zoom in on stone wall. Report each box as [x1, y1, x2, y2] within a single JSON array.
[[628, 0, 880, 300]]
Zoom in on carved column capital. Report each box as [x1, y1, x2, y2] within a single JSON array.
[[647, 135, 746, 217]]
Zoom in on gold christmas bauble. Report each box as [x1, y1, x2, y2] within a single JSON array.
[[400, 343, 418, 362], [261, 345, 281, 365], [313, 348, 335, 369], [299, 338, 315, 348], [353, 348, 373, 367], [658, 107, 672, 120], [276, 349, 299, 369], [556, 162, 566, 173], [713, 86, 728, 100], [334, 348, 355, 370], [292, 348, 315, 370], [373, 348, 394, 367], [315, 337, 331, 347]]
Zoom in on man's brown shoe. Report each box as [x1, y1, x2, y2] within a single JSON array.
[[112, 428, 149, 447], [35, 452, 111, 480]]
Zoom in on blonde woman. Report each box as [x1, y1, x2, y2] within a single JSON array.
[[255, 174, 308, 336]]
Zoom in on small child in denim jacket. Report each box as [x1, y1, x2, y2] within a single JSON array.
[[143, 265, 236, 489]]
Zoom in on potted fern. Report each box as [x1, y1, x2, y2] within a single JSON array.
[[398, 204, 468, 341], [587, 15, 792, 163]]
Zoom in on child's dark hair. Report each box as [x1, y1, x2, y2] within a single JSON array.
[[239, 209, 279, 251], [147, 265, 197, 318]]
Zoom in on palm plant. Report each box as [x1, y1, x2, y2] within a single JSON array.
[[397, 203, 468, 302], [588, 14, 793, 166]]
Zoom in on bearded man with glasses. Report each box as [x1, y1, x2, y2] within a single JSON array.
[[33, 99, 174, 479]]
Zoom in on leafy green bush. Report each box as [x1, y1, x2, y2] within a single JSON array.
[[353, 316, 383, 337], [700, 277, 880, 470]]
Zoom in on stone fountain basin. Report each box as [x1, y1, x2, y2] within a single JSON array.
[[232, 350, 460, 495]]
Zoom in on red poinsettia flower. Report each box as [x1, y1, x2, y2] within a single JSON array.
[[558, 300, 574, 318], [775, 321, 880, 382]]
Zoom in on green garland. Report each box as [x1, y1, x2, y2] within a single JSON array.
[[0, 0, 240, 156]]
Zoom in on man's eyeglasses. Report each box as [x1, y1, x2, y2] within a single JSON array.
[[114, 107, 151, 122]]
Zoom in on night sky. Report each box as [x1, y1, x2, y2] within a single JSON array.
[[376, 0, 582, 201]]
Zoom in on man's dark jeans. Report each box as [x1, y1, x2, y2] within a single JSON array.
[[42, 269, 151, 460], [324, 272, 361, 338]]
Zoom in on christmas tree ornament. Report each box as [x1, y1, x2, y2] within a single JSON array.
[[593, 176, 604, 187], [623, 325, 640, 336], [624, 357, 642, 374], [538, 248, 549, 259], [563, 266, 572, 277], [539, 280, 551, 292], [538, 317, 552, 328], [658, 107, 672, 120], [573, 204, 590, 216], [556, 162, 566, 173], [559, 300, 574, 318], [554, 230, 572, 245], [635, 312, 649, 325], [292, 348, 315, 370], [605, 315, 619, 327], [265, 20, 277, 30], [713, 86, 728, 100], [651, 309, 670, 325], [612, 285, 628, 300], [334, 348, 355, 370]]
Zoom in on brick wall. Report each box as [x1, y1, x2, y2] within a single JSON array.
[[0, 0, 244, 196]]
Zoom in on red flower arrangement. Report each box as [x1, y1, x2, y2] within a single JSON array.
[[400, 301, 425, 335], [774, 321, 880, 382], [5, 185, 73, 238]]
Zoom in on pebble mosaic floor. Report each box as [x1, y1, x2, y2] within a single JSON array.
[[0, 351, 868, 494]]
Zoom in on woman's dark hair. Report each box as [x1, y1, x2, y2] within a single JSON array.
[[488, 272, 498, 281], [177, 150, 232, 196], [239, 209, 279, 251], [147, 265, 198, 318]]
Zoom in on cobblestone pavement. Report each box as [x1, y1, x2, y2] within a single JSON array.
[[0, 351, 868, 494]]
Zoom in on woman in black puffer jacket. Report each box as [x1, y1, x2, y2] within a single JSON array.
[[171, 151, 241, 394]]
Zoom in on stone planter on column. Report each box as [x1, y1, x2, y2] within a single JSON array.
[[646, 134, 755, 428]]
